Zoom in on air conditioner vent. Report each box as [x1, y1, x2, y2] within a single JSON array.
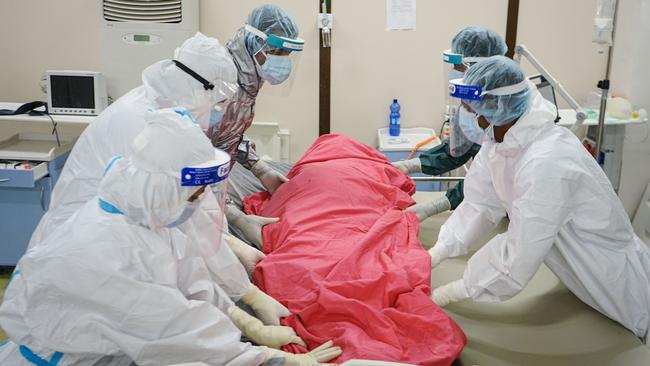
[[104, 0, 182, 23]]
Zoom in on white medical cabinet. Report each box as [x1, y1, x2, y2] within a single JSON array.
[[0, 133, 75, 266], [377, 127, 441, 192]]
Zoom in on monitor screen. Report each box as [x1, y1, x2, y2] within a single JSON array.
[[50, 75, 95, 109]]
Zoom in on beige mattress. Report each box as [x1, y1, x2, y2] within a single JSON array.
[[414, 191, 650, 366]]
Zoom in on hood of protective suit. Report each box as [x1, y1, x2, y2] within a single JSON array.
[[495, 85, 557, 157], [142, 32, 238, 125], [227, 27, 263, 98], [98, 108, 218, 229]]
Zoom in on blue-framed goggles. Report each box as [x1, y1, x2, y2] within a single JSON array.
[[449, 78, 529, 101], [245, 24, 304, 52]]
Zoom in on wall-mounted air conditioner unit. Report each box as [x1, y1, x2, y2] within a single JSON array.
[[100, 0, 199, 100]]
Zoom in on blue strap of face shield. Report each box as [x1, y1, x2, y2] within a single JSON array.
[[19, 345, 63, 366], [181, 162, 230, 186], [449, 83, 483, 100], [244, 24, 304, 52]]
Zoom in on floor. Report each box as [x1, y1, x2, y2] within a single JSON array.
[[0, 270, 10, 341]]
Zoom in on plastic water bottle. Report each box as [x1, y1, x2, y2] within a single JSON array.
[[389, 99, 401, 136]]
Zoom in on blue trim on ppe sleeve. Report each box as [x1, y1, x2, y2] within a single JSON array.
[[103, 155, 123, 176], [19, 345, 63, 366], [173, 108, 198, 125], [8, 269, 20, 284], [98, 198, 124, 215]]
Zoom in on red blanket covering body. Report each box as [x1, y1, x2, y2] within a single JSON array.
[[244, 134, 466, 365]]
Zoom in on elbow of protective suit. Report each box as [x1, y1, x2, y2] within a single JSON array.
[[465, 274, 527, 303]]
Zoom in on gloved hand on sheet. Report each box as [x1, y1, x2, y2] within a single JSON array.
[[406, 196, 452, 222], [392, 158, 422, 175], [229, 307, 306, 349], [226, 203, 278, 249], [241, 284, 291, 326], [431, 279, 470, 307], [252, 159, 290, 194], [227, 234, 266, 275], [262, 340, 342, 366]]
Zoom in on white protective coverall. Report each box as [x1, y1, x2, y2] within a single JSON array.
[[0, 109, 266, 365], [435, 90, 650, 344], [26, 33, 254, 301]]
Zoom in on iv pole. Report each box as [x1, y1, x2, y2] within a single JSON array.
[[594, 0, 620, 161]]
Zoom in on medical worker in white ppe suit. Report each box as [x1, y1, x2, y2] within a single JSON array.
[[26, 33, 283, 325], [428, 56, 650, 345], [0, 108, 342, 366]]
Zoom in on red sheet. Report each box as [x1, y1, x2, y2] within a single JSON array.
[[244, 134, 466, 365]]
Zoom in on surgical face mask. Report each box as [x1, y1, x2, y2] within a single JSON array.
[[209, 109, 225, 129], [448, 69, 465, 82], [164, 199, 200, 228], [458, 106, 485, 145], [259, 54, 292, 85]]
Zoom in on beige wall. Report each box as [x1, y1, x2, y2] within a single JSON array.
[[0, 0, 101, 139], [0, 1, 102, 102], [331, 0, 508, 147], [331, 0, 607, 148], [0, 0, 608, 159], [517, 0, 608, 109]]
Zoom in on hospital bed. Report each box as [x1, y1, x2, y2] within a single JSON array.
[[181, 172, 650, 366]]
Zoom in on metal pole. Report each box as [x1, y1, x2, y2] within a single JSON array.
[[514, 45, 588, 132], [411, 176, 465, 182], [594, 80, 609, 159], [594, 0, 620, 160]]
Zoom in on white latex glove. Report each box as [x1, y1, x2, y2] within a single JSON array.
[[229, 307, 306, 349], [241, 284, 291, 326], [226, 203, 278, 250], [392, 158, 422, 175], [431, 279, 470, 308], [252, 160, 289, 194], [406, 196, 452, 222], [428, 246, 444, 269], [262, 340, 342, 366], [227, 235, 265, 275]]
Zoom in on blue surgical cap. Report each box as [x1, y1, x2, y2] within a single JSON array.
[[451, 26, 507, 59], [464, 56, 531, 126], [245, 4, 299, 55]]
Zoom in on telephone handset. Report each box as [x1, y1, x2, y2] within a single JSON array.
[[0, 101, 48, 116]]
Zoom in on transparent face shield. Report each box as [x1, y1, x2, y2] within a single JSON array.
[[172, 60, 239, 130], [441, 49, 485, 123], [245, 24, 304, 96], [172, 148, 231, 256], [447, 77, 529, 156]]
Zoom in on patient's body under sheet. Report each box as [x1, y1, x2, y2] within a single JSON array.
[[243, 134, 466, 365]]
